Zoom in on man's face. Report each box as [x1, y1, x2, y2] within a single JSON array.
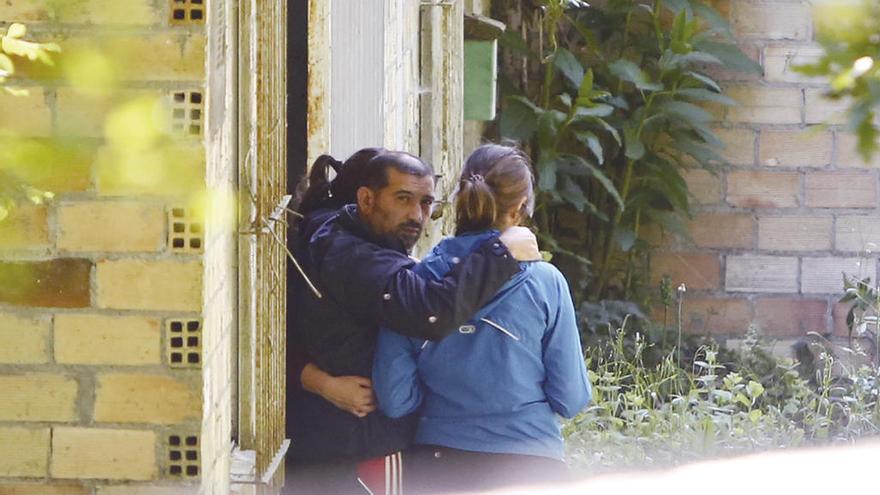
[[358, 168, 435, 251]]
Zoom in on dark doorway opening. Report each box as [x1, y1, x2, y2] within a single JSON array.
[[288, 2, 309, 192]]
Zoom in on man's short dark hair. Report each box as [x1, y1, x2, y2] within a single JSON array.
[[362, 152, 434, 190]]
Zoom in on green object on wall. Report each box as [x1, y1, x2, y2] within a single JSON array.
[[464, 39, 497, 121]]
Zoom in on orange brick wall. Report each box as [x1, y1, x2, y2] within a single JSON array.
[[652, 0, 879, 340]]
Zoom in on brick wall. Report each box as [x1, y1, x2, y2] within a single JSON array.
[[651, 0, 879, 342], [1, 1, 207, 493]]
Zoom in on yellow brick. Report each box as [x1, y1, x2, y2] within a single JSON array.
[[0, 427, 49, 477], [683, 169, 722, 205], [0, 484, 90, 495], [58, 201, 165, 253], [725, 86, 802, 125], [837, 133, 880, 168], [54, 314, 161, 365], [61, 34, 206, 83], [55, 89, 157, 138], [714, 128, 755, 165], [51, 427, 156, 480], [94, 373, 201, 424], [0, 1, 159, 24], [0, 137, 95, 193], [0, 374, 77, 421], [0, 204, 50, 252], [0, 313, 50, 364], [759, 128, 833, 167], [732, 2, 811, 40], [96, 143, 206, 197], [0, 90, 51, 136], [96, 260, 202, 311], [97, 487, 197, 495]]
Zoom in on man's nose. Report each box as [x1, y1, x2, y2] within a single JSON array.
[[409, 203, 426, 224]]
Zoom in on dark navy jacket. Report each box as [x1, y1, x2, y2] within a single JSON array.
[[287, 205, 521, 461]]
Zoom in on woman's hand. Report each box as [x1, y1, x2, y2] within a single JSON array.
[[301, 363, 377, 417], [500, 226, 542, 261]]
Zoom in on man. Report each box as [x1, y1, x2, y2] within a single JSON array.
[[285, 152, 540, 493]]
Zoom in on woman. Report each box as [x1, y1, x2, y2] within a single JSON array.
[[373, 144, 592, 493]]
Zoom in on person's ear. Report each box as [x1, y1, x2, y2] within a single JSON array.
[[357, 186, 374, 213]]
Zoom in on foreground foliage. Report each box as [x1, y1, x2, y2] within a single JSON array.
[[797, 0, 880, 160], [565, 325, 880, 474]]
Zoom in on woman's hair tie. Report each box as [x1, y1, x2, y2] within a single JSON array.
[[467, 173, 485, 183]]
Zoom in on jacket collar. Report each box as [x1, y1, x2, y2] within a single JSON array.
[[337, 204, 408, 254]]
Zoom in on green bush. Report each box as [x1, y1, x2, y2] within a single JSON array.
[[565, 324, 880, 475], [494, 0, 760, 302]]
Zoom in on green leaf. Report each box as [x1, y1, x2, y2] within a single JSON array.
[[695, 41, 762, 75], [670, 138, 726, 170], [614, 228, 637, 252], [537, 110, 563, 150], [499, 96, 540, 143], [676, 88, 737, 106], [566, 155, 624, 209], [575, 103, 614, 118], [654, 100, 713, 126], [746, 380, 765, 399], [558, 93, 572, 109], [609, 59, 662, 92], [0, 203, 8, 222], [685, 71, 722, 92], [646, 210, 691, 239], [574, 130, 604, 164], [624, 123, 645, 160], [537, 156, 558, 191], [693, 3, 734, 37], [591, 117, 622, 146], [558, 175, 588, 212], [671, 10, 688, 47], [578, 68, 594, 99], [554, 48, 584, 88], [498, 30, 538, 59]]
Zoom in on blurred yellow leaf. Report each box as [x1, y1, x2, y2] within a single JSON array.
[[0, 53, 14, 73], [3, 37, 45, 61], [6, 23, 26, 39]]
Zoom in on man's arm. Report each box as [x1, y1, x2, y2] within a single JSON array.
[[324, 233, 521, 341], [300, 363, 377, 418]]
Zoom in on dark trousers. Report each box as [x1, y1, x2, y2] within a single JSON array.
[[282, 457, 363, 495], [403, 444, 571, 494]]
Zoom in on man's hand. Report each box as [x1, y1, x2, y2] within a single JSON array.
[[499, 226, 541, 261], [301, 363, 377, 417]]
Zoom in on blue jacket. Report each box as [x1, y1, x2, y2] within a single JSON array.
[[373, 231, 592, 460], [286, 207, 522, 461]]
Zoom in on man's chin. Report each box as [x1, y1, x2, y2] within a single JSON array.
[[397, 232, 421, 250]]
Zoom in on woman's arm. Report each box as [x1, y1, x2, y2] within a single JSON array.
[[541, 268, 592, 418], [372, 328, 424, 418]]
